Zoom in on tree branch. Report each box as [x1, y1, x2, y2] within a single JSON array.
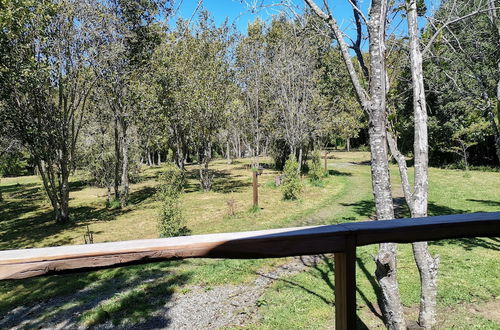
[[386, 130, 414, 213], [304, 0, 370, 111], [422, 6, 500, 56]]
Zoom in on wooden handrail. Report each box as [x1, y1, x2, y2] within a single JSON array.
[[1, 211, 499, 329]]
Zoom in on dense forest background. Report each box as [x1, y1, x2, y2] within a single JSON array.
[[0, 0, 498, 217]]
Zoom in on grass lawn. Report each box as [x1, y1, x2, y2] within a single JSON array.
[[0, 152, 498, 328]]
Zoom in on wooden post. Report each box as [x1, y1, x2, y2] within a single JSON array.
[[252, 170, 258, 208], [334, 236, 357, 330]]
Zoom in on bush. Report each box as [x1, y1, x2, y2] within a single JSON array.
[[308, 149, 324, 185], [157, 166, 190, 237], [281, 154, 302, 200]]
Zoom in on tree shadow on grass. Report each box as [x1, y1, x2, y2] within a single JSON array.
[[256, 255, 371, 329], [430, 237, 500, 251], [129, 187, 157, 205], [0, 202, 132, 250], [0, 261, 191, 328], [1, 183, 43, 201], [69, 179, 88, 192], [466, 199, 500, 207], [309, 255, 382, 329], [355, 257, 385, 324], [340, 199, 375, 219], [328, 169, 353, 176], [183, 168, 250, 194]]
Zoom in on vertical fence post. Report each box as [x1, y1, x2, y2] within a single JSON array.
[[252, 170, 258, 208], [334, 235, 357, 330]]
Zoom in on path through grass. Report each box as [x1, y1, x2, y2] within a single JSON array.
[[0, 152, 498, 328]]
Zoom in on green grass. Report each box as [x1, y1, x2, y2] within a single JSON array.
[[250, 159, 500, 329], [0, 152, 499, 327]]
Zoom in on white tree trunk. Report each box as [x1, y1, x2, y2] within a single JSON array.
[[406, 2, 440, 328], [304, 1, 406, 327]]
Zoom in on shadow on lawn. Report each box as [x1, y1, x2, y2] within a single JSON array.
[[129, 186, 157, 205], [466, 199, 500, 207], [327, 169, 352, 177], [255, 255, 372, 329], [0, 204, 129, 249], [0, 178, 161, 250], [0, 184, 135, 250], [183, 168, 249, 193], [339, 198, 496, 251], [0, 261, 191, 328]]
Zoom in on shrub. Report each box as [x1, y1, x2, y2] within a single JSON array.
[[308, 149, 324, 185], [157, 166, 190, 237], [281, 154, 302, 200]]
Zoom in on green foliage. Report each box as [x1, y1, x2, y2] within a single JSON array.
[[107, 199, 121, 209], [419, 0, 499, 166], [281, 154, 302, 200], [156, 166, 190, 237], [0, 150, 30, 176], [308, 149, 324, 185], [248, 204, 260, 213]]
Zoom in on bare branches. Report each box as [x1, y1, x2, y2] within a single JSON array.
[[348, 0, 369, 80], [347, 0, 368, 23], [304, 0, 370, 110], [422, 5, 500, 56]]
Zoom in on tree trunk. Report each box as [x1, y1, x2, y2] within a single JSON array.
[[37, 158, 70, 223], [157, 151, 161, 166], [59, 166, 70, 223], [368, 1, 406, 328], [346, 138, 350, 152], [106, 185, 112, 206], [488, 0, 500, 162], [297, 146, 303, 173], [406, 2, 440, 327], [304, 1, 406, 327], [120, 118, 129, 208], [199, 143, 212, 191], [147, 150, 152, 167], [114, 117, 121, 200], [226, 140, 231, 164]]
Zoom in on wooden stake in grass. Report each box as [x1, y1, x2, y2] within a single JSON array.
[[253, 170, 258, 208], [252, 166, 263, 208]]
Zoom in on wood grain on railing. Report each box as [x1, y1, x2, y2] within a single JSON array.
[[1, 212, 499, 281]]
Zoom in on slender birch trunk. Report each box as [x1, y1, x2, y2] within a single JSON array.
[[120, 118, 129, 208], [114, 117, 121, 200], [305, 1, 406, 328], [405, 2, 440, 327]]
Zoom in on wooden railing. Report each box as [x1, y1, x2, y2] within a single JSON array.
[[1, 212, 499, 329]]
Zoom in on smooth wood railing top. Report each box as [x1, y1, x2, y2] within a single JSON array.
[[1, 212, 499, 280]]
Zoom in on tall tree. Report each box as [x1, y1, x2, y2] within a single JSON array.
[[423, 0, 500, 165], [385, 1, 439, 327], [100, 0, 169, 206], [0, 0, 102, 223], [305, 0, 407, 327]]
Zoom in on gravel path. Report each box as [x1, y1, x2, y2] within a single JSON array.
[[0, 256, 319, 329]]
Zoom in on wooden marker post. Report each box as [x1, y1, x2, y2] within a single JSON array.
[[252, 170, 258, 208], [334, 235, 357, 330]]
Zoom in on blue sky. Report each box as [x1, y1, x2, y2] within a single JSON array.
[[174, 0, 357, 32], [173, 0, 438, 45]]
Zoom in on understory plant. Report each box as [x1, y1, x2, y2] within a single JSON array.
[[157, 165, 190, 237], [282, 154, 302, 200], [308, 149, 324, 185]]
